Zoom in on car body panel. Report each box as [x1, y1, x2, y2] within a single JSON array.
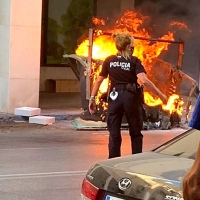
[[82, 129, 200, 200], [86, 152, 193, 199]]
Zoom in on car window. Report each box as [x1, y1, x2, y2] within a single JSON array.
[[153, 129, 200, 159]]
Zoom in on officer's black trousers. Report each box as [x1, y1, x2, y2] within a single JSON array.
[[107, 90, 143, 159]]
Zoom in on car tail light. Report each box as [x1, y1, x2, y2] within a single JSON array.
[[81, 177, 99, 200]]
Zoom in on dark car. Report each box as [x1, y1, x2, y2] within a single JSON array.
[[81, 128, 200, 200]]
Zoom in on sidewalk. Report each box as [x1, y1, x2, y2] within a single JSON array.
[[0, 92, 83, 123], [0, 92, 197, 130]]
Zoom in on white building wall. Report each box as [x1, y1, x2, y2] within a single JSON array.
[[0, 0, 11, 112], [0, 0, 42, 113]]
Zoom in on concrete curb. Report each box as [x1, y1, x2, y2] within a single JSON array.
[[0, 114, 16, 123], [0, 113, 81, 123]]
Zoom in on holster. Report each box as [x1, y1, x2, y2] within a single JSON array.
[[126, 83, 137, 93], [137, 85, 144, 104]]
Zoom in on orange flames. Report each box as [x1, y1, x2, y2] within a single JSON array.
[[76, 10, 186, 116], [170, 21, 188, 30], [76, 11, 175, 65], [92, 17, 105, 26], [162, 94, 184, 115], [144, 92, 184, 115]]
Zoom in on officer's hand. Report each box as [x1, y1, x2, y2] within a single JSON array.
[[160, 93, 168, 104], [89, 101, 97, 114]]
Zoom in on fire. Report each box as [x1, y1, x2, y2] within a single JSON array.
[[76, 10, 186, 116], [76, 36, 117, 60], [170, 21, 188, 30], [91, 63, 109, 104], [162, 94, 184, 115], [76, 10, 175, 65], [144, 92, 184, 115], [144, 92, 162, 107], [92, 17, 105, 26], [186, 104, 192, 122]]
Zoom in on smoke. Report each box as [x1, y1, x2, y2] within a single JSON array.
[[96, 0, 121, 26], [136, 0, 200, 83], [95, 0, 200, 83]]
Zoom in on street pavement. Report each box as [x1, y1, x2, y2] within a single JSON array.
[[0, 119, 186, 200], [0, 92, 195, 199]]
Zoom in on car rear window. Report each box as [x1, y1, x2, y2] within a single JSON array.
[[153, 129, 200, 159]]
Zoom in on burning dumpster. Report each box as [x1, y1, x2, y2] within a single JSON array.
[[63, 10, 199, 130]]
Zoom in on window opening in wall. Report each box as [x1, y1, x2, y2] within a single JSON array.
[[40, 0, 94, 66]]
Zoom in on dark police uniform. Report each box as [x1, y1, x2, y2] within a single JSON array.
[[99, 54, 146, 158]]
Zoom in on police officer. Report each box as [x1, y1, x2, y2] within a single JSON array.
[[89, 33, 167, 159]]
